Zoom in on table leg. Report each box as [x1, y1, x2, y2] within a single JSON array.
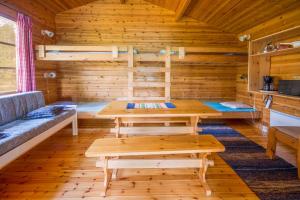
[[190, 116, 199, 135], [197, 119, 202, 133], [115, 117, 120, 138], [190, 116, 200, 158], [111, 157, 118, 180], [113, 118, 120, 180], [101, 157, 110, 197], [199, 153, 212, 196]]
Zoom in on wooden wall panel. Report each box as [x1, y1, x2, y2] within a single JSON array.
[[57, 62, 128, 101], [172, 65, 236, 100], [0, 1, 57, 103], [270, 53, 300, 89], [55, 0, 244, 101]]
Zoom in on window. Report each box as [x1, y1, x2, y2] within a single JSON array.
[[0, 16, 16, 93]]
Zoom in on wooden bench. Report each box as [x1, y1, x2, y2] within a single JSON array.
[[267, 126, 300, 178], [85, 135, 225, 197]]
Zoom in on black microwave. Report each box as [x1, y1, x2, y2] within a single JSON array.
[[278, 80, 300, 96]]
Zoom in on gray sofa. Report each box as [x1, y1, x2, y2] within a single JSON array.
[[0, 91, 77, 169]]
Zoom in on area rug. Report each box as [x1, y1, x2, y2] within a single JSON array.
[[199, 124, 300, 200]]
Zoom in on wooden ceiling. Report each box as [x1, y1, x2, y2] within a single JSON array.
[[145, 0, 300, 33], [33, 0, 98, 14], [0, 0, 97, 15], [1, 0, 299, 34]]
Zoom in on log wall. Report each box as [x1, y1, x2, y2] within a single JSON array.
[[55, 0, 244, 101]]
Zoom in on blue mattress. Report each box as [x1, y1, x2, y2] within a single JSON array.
[[52, 101, 108, 113], [77, 102, 108, 113], [203, 102, 256, 112]]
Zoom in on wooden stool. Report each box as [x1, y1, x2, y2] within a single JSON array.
[[266, 126, 300, 178]]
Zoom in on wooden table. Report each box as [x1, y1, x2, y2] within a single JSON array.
[[97, 100, 221, 137], [85, 135, 225, 197]]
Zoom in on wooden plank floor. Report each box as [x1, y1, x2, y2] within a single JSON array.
[[0, 121, 296, 200]]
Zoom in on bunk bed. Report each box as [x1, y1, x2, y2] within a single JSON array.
[[203, 101, 260, 119], [36, 45, 259, 120]]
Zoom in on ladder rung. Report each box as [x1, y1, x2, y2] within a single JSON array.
[[133, 67, 166, 73], [133, 82, 165, 87], [130, 97, 167, 101]]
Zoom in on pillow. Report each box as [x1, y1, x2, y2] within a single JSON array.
[[23, 105, 66, 120], [220, 102, 252, 109], [0, 132, 9, 139]]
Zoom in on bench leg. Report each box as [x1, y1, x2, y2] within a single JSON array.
[[72, 114, 78, 136], [101, 157, 110, 197], [112, 168, 118, 180], [266, 128, 277, 159], [199, 153, 211, 196]]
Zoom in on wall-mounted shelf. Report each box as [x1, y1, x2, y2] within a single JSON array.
[[250, 90, 300, 101], [250, 46, 300, 57], [248, 25, 300, 92]]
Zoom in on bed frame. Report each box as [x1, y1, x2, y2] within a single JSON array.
[[36, 45, 247, 101], [0, 113, 78, 169], [206, 111, 260, 119], [36, 45, 255, 121]]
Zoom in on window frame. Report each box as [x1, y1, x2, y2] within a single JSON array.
[[0, 14, 17, 95]]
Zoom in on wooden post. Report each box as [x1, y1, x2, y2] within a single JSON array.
[[128, 46, 134, 101], [112, 46, 118, 59], [165, 46, 171, 101], [266, 128, 277, 159], [38, 45, 45, 58], [179, 47, 185, 59]]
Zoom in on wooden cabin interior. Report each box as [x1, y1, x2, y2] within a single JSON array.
[[0, 0, 299, 199]]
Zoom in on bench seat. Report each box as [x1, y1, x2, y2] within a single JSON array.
[[276, 126, 300, 139]]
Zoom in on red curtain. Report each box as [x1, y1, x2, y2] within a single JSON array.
[[16, 13, 36, 92]]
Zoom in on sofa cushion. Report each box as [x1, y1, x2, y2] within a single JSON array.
[[0, 109, 76, 156], [24, 105, 66, 120], [0, 97, 17, 127], [0, 133, 9, 139], [0, 91, 45, 126]]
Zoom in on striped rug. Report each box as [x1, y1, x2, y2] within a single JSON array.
[[199, 124, 300, 200]]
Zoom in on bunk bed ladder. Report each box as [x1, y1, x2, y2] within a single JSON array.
[[128, 47, 171, 102]]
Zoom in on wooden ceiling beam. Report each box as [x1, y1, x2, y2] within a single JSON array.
[[175, 0, 192, 21]]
